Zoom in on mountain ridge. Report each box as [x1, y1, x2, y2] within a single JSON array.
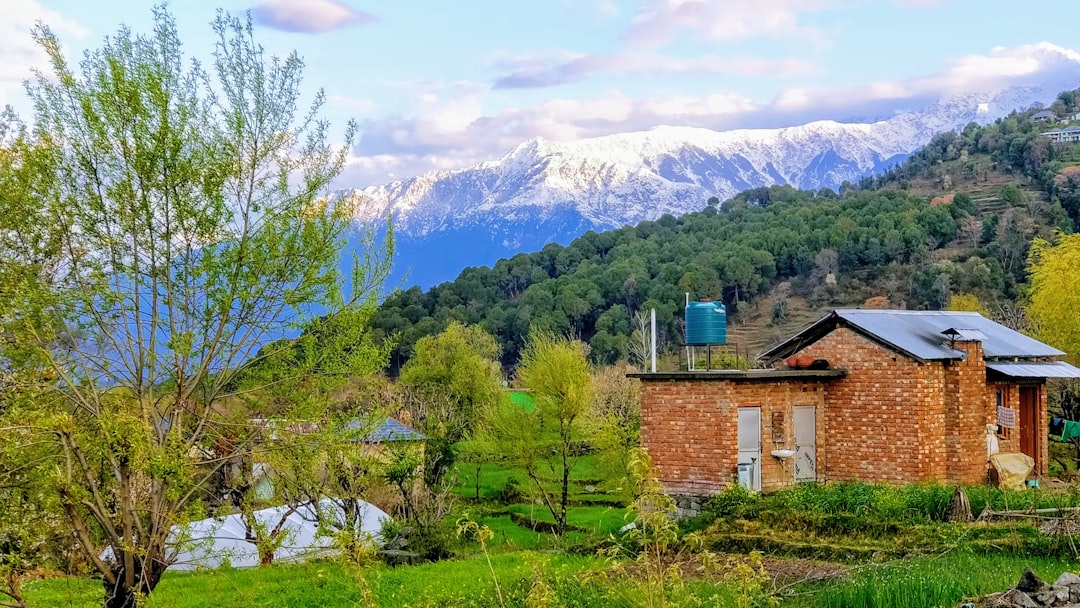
[[349, 56, 1080, 288]]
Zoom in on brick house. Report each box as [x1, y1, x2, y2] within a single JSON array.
[[633, 310, 1080, 497]]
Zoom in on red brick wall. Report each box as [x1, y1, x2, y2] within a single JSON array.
[[986, 381, 1048, 476], [943, 340, 989, 484], [796, 328, 948, 484], [640, 379, 826, 495], [641, 324, 1052, 496]]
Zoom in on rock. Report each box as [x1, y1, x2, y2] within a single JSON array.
[[1055, 572, 1080, 588], [584, 485, 596, 494], [999, 588, 1039, 608], [378, 549, 422, 567], [1018, 568, 1047, 593]]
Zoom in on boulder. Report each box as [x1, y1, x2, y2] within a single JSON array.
[[998, 589, 1039, 608], [1017, 568, 1046, 593], [1056, 572, 1080, 589]]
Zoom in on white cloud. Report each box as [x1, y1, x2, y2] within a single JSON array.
[[492, 50, 819, 89], [0, 0, 86, 110], [251, 0, 374, 34], [624, 0, 836, 46]]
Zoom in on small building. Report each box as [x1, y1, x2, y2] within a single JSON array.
[[634, 310, 1080, 499], [1043, 126, 1080, 143], [1031, 110, 1056, 122]]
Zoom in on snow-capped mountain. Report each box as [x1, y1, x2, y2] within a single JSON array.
[[354, 77, 1079, 288]]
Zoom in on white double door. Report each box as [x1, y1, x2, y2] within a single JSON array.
[[737, 406, 817, 491]]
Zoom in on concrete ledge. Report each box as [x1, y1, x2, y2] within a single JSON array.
[[628, 369, 846, 381]]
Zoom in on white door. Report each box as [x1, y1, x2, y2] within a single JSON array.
[[793, 406, 817, 482], [737, 407, 761, 491]]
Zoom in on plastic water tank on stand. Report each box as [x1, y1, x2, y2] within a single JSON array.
[[685, 300, 727, 370], [685, 300, 727, 345]]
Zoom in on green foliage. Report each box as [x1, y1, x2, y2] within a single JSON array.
[[374, 187, 974, 368], [701, 484, 759, 520], [400, 322, 503, 485], [792, 552, 1075, 608], [489, 332, 593, 535], [0, 7, 390, 605], [1029, 232, 1080, 362], [585, 362, 642, 495]]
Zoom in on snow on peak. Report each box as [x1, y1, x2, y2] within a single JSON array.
[[350, 83, 1068, 239]]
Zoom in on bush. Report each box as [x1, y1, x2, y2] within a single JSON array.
[[703, 484, 758, 519], [495, 479, 525, 504]]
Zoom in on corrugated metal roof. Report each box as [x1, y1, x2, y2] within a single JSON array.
[[986, 361, 1080, 378], [834, 310, 1063, 360], [759, 310, 1064, 362], [344, 418, 426, 443]]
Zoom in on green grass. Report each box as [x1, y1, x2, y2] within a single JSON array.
[[23, 553, 639, 608], [504, 503, 630, 535], [785, 551, 1080, 608], [454, 452, 623, 505]]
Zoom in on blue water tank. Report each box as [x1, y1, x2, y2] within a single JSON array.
[[685, 301, 727, 345]]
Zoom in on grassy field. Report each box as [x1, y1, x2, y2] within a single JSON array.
[[23, 460, 1080, 608], [25, 551, 757, 608], [787, 551, 1080, 608]]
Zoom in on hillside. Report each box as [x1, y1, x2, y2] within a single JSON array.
[[370, 97, 1080, 371]]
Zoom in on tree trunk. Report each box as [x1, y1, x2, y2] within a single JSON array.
[[559, 449, 569, 535], [102, 558, 165, 608], [946, 485, 973, 522], [260, 548, 275, 566]]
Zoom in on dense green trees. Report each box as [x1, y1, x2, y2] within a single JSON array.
[[372, 187, 969, 368], [399, 322, 503, 485]]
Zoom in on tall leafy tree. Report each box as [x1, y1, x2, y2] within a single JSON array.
[[0, 8, 389, 607], [399, 322, 502, 484], [1029, 233, 1080, 362], [491, 331, 593, 535]]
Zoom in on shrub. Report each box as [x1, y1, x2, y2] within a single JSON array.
[[496, 479, 525, 504], [703, 484, 758, 519]]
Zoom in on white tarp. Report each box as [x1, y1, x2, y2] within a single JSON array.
[[104, 499, 390, 571]]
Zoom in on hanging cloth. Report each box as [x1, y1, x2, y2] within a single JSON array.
[[1050, 417, 1066, 437], [1061, 420, 1080, 442]]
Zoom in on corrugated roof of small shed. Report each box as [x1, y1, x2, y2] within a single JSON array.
[[344, 418, 426, 443], [986, 361, 1080, 378], [760, 310, 1064, 362]]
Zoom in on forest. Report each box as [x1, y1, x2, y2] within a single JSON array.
[[370, 94, 1080, 369]]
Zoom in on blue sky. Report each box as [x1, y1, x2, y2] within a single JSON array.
[[4, 0, 1080, 187]]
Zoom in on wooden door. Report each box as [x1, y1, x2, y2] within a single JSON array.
[[1019, 387, 1038, 463]]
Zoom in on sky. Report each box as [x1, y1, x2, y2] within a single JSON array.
[[3, 0, 1080, 188]]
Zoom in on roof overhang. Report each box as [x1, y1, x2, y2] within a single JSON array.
[[628, 369, 846, 382], [986, 361, 1080, 379]]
